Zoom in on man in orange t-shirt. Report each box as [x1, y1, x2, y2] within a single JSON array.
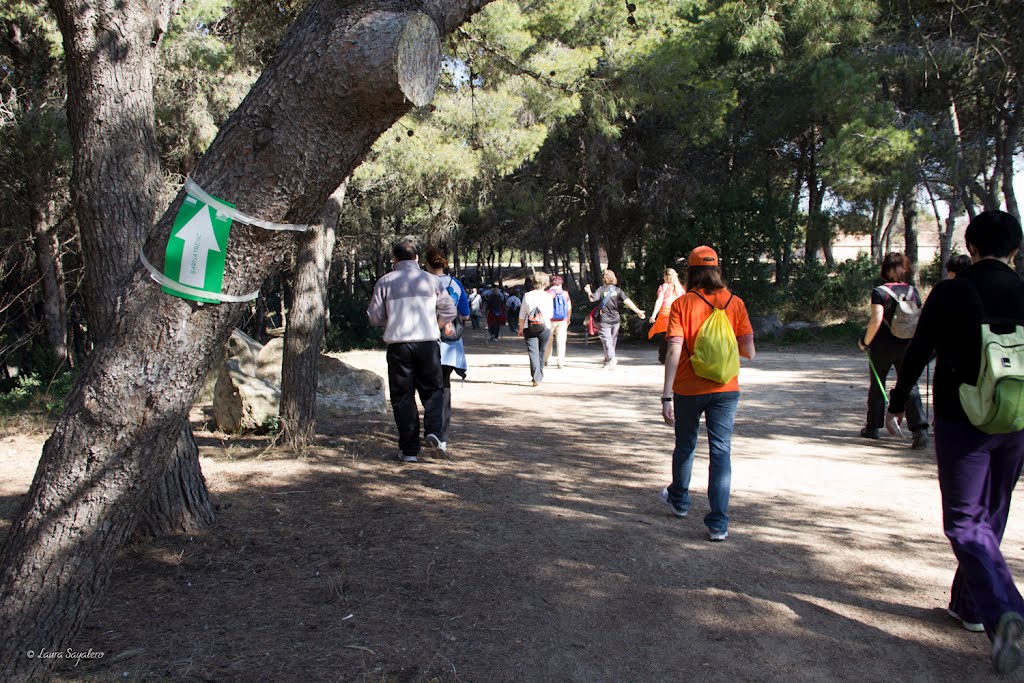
[[658, 246, 755, 542]]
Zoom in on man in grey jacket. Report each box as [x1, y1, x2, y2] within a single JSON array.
[[367, 240, 457, 462]]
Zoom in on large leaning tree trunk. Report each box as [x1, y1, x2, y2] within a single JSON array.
[[46, 0, 214, 539], [280, 179, 349, 451], [0, 0, 488, 678]]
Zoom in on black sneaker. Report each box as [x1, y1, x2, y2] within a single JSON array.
[[912, 430, 930, 450], [659, 488, 687, 518], [860, 427, 880, 439], [992, 612, 1024, 673]]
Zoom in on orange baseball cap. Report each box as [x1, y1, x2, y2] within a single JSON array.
[[688, 245, 718, 266]]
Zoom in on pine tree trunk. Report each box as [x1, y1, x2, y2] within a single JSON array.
[[12, 22, 71, 367], [606, 229, 624, 275], [47, 0, 216, 542], [587, 229, 602, 285], [280, 181, 347, 451], [30, 198, 68, 365], [578, 237, 588, 284], [903, 191, 919, 278], [0, 0, 486, 676], [132, 420, 215, 539]]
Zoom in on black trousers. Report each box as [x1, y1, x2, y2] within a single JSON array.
[[866, 340, 927, 432], [386, 341, 444, 456]]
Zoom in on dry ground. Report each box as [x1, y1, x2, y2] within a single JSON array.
[[2, 326, 1024, 682]]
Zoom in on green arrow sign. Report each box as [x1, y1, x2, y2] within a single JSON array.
[[162, 194, 234, 303]]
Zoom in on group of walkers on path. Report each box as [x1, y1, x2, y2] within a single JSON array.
[[368, 210, 1024, 674]]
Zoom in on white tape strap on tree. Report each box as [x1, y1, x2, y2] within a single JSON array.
[[140, 250, 260, 303], [184, 177, 309, 233]]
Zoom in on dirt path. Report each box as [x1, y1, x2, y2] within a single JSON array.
[[2, 326, 1023, 681]]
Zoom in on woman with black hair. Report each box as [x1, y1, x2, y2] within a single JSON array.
[[857, 252, 928, 448]]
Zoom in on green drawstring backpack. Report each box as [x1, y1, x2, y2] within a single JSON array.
[[688, 292, 740, 384], [959, 281, 1024, 434]]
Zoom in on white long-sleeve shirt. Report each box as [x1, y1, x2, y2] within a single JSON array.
[[367, 260, 456, 343]]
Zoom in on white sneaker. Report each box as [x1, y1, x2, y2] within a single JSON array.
[[659, 488, 687, 518], [425, 433, 448, 458], [947, 608, 985, 633], [708, 530, 728, 541]]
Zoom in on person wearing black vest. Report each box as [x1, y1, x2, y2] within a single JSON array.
[[887, 210, 1024, 673], [857, 252, 928, 447]]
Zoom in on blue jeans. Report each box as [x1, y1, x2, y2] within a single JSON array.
[[665, 391, 740, 534]]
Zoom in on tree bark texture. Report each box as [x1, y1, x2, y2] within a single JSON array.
[[902, 190, 919, 277], [280, 180, 347, 451], [46, 0, 214, 540], [132, 421, 215, 539], [587, 229, 602, 284], [46, 0, 181, 334], [0, 1, 486, 678], [30, 198, 69, 365]]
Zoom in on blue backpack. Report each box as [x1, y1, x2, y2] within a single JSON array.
[[551, 290, 568, 321]]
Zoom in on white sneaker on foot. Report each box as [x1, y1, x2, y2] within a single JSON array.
[[947, 608, 985, 633], [708, 529, 728, 541], [659, 488, 687, 518], [425, 433, 448, 458]]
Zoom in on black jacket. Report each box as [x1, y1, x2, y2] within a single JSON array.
[[889, 259, 1024, 423]]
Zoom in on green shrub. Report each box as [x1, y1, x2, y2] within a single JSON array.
[[325, 294, 383, 351], [771, 253, 874, 323], [0, 373, 42, 414], [0, 369, 78, 416]]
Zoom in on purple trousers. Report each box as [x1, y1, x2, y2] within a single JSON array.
[[935, 418, 1024, 635]]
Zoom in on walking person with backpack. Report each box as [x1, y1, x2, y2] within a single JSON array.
[[506, 288, 522, 334], [425, 247, 470, 456], [885, 211, 1024, 673], [485, 286, 506, 341], [659, 246, 754, 542], [544, 274, 572, 369], [468, 287, 482, 329], [366, 240, 457, 463], [584, 269, 646, 369], [857, 252, 929, 449], [518, 272, 553, 386]]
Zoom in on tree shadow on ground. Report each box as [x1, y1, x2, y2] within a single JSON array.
[[38, 354, 1006, 682]]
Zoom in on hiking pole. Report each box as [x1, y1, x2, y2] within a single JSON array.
[[865, 348, 888, 402], [925, 361, 931, 423]]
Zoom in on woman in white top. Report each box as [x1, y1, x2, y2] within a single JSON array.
[[518, 271, 554, 386]]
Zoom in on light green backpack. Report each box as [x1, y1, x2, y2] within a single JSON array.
[[689, 292, 740, 384], [959, 282, 1024, 434]]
